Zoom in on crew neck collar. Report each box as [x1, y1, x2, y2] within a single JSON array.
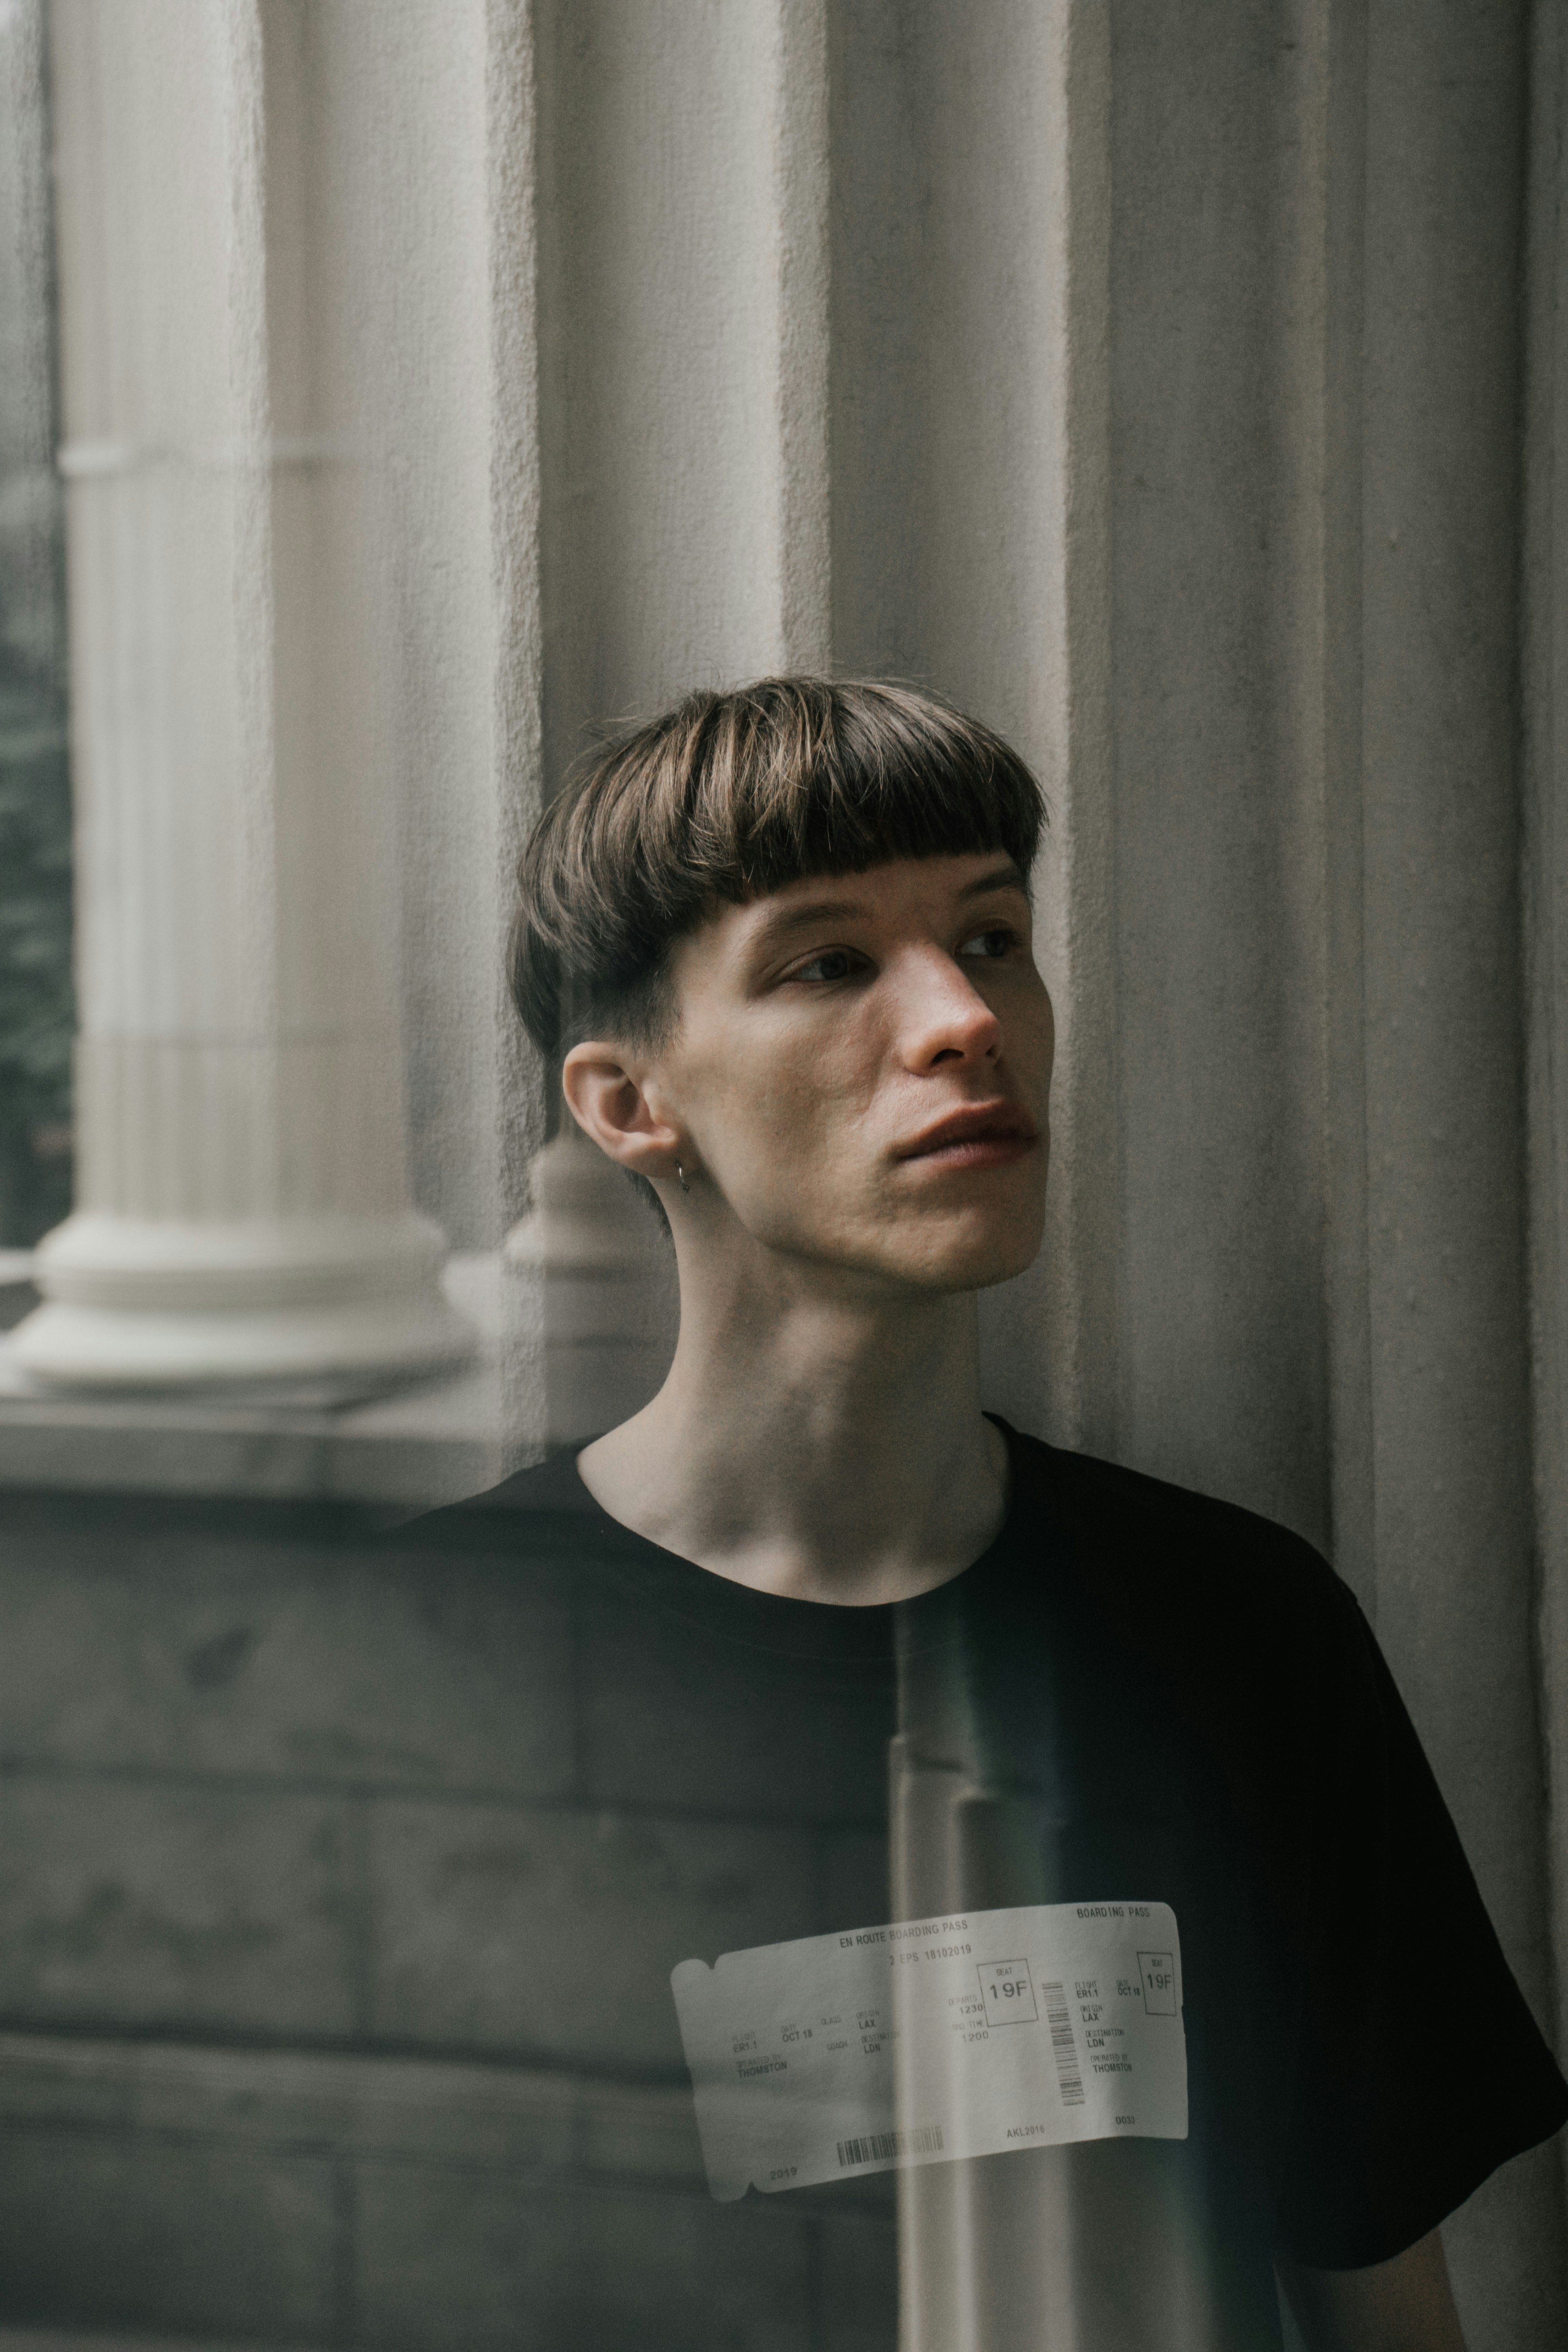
[[536, 1411, 1027, 1661]]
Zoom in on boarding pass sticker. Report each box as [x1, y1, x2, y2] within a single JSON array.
[[671, 1900, 1185, 2200]]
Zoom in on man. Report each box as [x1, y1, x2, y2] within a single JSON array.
[[411, 678, 1565, 2347]]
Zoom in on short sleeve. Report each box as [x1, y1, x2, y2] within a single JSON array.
[[1274, 1587, 1568, 2268]]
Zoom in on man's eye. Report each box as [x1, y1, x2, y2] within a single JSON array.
[[959, 927, 1017, 960], [791, 949, 861, 983]]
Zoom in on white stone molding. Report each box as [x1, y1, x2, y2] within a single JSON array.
[[10, 0, 472, 1393], [0, 1252, 504, 1503]]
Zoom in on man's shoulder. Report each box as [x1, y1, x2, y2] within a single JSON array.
[[995, 1428, 1377, 1809], [1000, 1422, 1357, 1651], [363, 1447, 606, 1557], [1013, 1427, 1333, 1563]]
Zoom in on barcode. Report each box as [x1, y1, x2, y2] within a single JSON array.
[[1042, 1981, 1085, 2106], [836, 2125, 944, 2169]]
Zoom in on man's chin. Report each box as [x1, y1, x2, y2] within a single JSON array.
[[927, 1240, 1044, 1294], [733, 1191, 1046, 1296], [873, 1214, 1047, 1296]]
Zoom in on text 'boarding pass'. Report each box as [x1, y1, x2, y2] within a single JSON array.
[[672, 1899, 1186, 2200]]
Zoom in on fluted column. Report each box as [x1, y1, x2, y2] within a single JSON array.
[[508, 0, 832, 1439], [11, 0, 471, 1391]]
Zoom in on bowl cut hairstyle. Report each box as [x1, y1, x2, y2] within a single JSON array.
[[509, 675, 1047, 1060]]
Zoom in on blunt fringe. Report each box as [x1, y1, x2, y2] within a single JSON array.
[[509, 676, 1047, 1058]]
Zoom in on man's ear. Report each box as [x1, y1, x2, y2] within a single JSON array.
[[561, 1041, 682, 1182]]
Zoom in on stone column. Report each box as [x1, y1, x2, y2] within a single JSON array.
[[10, 0, 472, 1391], [510, 0, 832, 1441]]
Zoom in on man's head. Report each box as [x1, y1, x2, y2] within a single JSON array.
[[511, 678, 1054, 1295]]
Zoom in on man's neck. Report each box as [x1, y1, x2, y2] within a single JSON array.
[[575, 1254, 1009, 1607]]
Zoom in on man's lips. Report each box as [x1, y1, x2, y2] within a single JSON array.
[[894, 1103, 1040, 1165]]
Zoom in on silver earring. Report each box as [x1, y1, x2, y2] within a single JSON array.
[[676, 1162, 690, 1193]]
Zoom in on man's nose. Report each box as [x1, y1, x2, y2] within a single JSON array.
[[896, 949, 1003, 1067]]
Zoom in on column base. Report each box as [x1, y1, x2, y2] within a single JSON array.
[[503, 1128, 675, 1447], [8, 1212, 477, 1393]]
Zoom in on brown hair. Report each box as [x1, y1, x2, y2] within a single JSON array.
[[509, 676, 1046, 1058]]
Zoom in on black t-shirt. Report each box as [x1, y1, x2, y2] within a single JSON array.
[[386, 1415, 1566, 2347]]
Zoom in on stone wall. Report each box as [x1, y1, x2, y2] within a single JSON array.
[[0, 1484, 894, 2351]]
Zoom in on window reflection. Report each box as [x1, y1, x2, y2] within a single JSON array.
[[0, 5, 1561, 2352]]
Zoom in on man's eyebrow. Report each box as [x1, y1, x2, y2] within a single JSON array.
[[956, 861, 1031, 900], [747, 895, 877, 941], [748, 862, 1031, 944]]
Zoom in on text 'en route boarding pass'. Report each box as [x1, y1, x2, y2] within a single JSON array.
[[671, 1899, 1186, 2200]]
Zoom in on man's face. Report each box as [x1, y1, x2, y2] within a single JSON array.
[[644, 852, 1054, 1292]]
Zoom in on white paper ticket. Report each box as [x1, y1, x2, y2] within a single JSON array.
[[672, 1899, 1186, 2200]]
